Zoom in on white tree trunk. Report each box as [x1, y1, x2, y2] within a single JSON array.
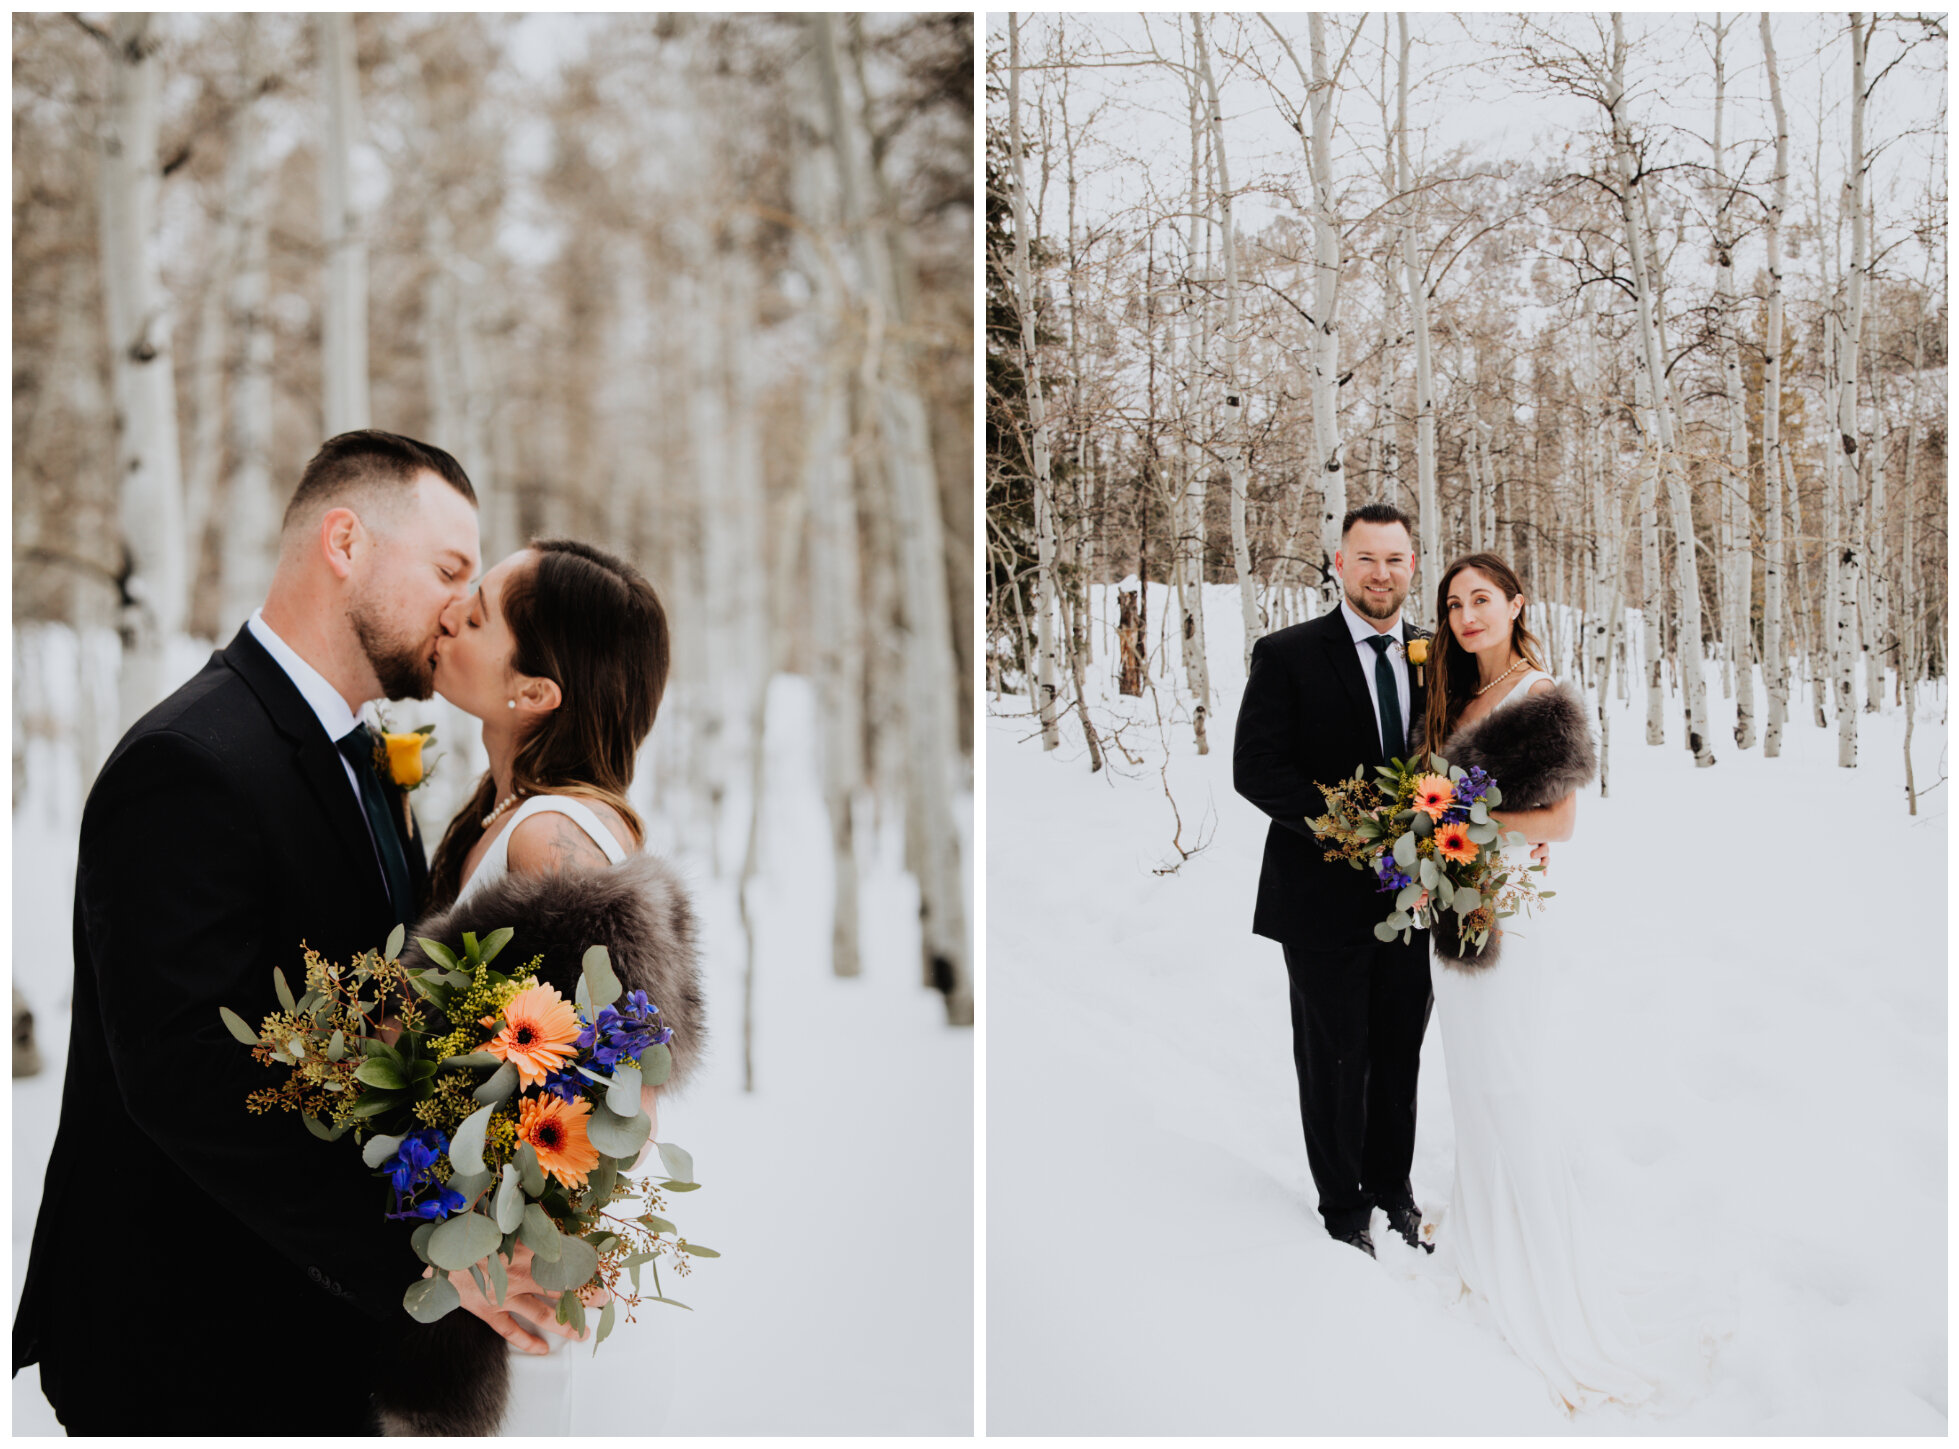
[[1760, 11, 1789, 757], [319, 13, 369, 436], [220, 16, 276, 635], [100, 13, 188, 729], [1192, 16, 1261, 676], [1396, 15, 1441, 617], [1307, 16, 1345, 569], [1834, 14, 1869, 766], [1007, 17, 1062, 752], [1712, 20, 1754, 748], [815, 12, 970, 1026]]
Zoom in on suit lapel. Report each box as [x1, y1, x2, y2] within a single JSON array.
[[1317, 609, 1381, 764], [220, 627, 393, 917]]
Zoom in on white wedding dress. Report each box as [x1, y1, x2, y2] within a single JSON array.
[[1432, 671, 1714, 1414], [455, 795, 629, 1437]]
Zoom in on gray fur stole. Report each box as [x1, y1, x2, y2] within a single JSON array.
[[372, 853, 705, 1436], [1431, 683, 1595, 973]]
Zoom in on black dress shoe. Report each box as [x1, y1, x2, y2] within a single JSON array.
[[1384, 1204, 1434, 1254], [1332, 1226, 1375, 1259]]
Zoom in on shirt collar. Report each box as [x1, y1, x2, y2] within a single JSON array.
[[247, 609, 364, 744], [1339, 595, 1404, 647]]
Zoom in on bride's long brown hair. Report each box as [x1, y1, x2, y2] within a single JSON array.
[[426, 538, 670, 910], [1422, 551, 1548, 754]]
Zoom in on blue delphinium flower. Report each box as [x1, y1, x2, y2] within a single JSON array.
[[382, 1127, 466, 1221], [1454, 766, 1492, 804], [540, 1065, 586, 1103], [1375, 856, 1413, 894], [574, 991, 668, 1078]]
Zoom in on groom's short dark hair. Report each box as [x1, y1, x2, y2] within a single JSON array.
[[282, 430, 477, 533], [1341, 501, 1415, 543]]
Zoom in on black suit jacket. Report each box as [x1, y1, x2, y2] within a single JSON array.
[[14, 627, 430, 1435], [1233, 606, 1429, 945]]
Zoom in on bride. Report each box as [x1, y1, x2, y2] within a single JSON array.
[[1418, 550, 1711, 1414], [373, 537, 704, 1436]]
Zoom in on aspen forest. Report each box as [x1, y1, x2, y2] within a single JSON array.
[[14, 15, 974, 1432], [986, 15, 1945, 1432], [987, 12, 1947, 800]]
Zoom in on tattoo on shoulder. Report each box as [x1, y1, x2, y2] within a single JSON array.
[[546, 815, 609, 872]]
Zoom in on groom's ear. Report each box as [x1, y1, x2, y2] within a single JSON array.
[[319, 507, 362, 580]]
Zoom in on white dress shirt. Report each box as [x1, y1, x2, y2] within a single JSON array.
[[247, 609, 385, 860], [1339, 595, 1412, 756]]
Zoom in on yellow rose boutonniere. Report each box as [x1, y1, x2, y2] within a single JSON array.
[[370, 713, 440, 837], [1406, 636, 1429, 687]]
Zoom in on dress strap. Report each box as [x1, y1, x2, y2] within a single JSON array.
[[504, 794, 631, 864], [1495, 669, 1557, 710]]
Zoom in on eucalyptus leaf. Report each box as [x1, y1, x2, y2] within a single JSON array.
[[555, 1286, 587, 1334], [218, 1006, 260, 1045], [326, 1029, 347, 1062], [586, 1105, 652, 1159], [416, 938, 461, 971], [1484, 784, 1504, 806], [302, 1113, 343, 1142], [1372, 921, 1398, 942], [521, 1203, 561, 1260], [1469, 801, 1491, 824], [593, 1298, 616, 1351], [478, 926, 515, 965], [472, 1062, 519, 1106], [354, 1058, 407, 1091], [468, 1262, 488, 1300], [656, 1141, 695, 1184], [587, 1156, 619, 1209], [1467, 822, 1498, 844], [1447, 765, 1464, 782], [447, 1170, 493, 1205], [410, 1221, 438, 1265], [403, 1273, 461, 1323], [1455, 888, 1482, 915], [273, 967, 296, 1014], [515, 1142, 546, 1197], [1418, 857, 1439, 889], [441, 1050, 501, 1070], [485, 1248, 508, 1305], [1429, 753, 1448, 773], [581, 945, 622, 1010], [1437, 878, 1455, 911], [348, 1094, 401, 1119], [427, 1210, 503, 1272], [363, 1132, 409, 1169], [530, 1232, 600, 1293], [495, 1166, 526, 1233], [1392, 832, 1418, 869], [647, 1297, 692, 1311], [1395, 882, 1424, 913], [638, 1042, 673, 1088], [385, 923, 406, 960], [605, 1065, 642, 1119], [678, 1242, 719, 1259], [639, 1213, 675, 1235], [449, 1102, 497, 1177], [1410, 810, 1434, 839], [661, 1180, 701, 1193]]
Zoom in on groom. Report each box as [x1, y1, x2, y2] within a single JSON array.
[[1233, 502, 1434, 1259], [13, 432, 573, 1434]]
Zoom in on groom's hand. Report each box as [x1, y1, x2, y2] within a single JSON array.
[[441, 1244, 608, 1354]]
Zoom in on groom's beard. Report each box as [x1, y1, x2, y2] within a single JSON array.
[[351, 601, 437, 701], [1343, 579, 1406, 622]]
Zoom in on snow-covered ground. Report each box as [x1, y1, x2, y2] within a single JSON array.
[[13, 663, 972, 1436], [987, 581, 1946, 1435]]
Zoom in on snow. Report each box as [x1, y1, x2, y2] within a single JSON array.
[[12, 658, 971, 1436], [986, 582, 1946, 1434]]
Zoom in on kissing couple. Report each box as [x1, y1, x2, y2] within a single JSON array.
[[1235, 501, 1713, 1414], [15, 430, 705, 1436]]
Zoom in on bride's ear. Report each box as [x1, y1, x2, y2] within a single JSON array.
[[514, 676, 562, 716]]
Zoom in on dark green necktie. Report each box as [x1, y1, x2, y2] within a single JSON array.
[[336, 725, 412, 921], [1366, 635, 1406, 763]]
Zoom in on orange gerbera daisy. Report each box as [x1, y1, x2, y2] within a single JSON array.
[[517, 1093, 601, 1189], [1411, 774, 1456, 821], [486, 983, 581, 1087], [1434, 820, 1478, 865]]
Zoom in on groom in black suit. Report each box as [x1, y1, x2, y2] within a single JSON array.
[[1233, 502, 1433, 1259], [13, 432, 576, 1434]]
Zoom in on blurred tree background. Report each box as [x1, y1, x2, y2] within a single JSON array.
[[13, 11, 975, 1025]]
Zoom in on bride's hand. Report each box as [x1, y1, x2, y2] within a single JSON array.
[[446, 1242, 608, 1354]]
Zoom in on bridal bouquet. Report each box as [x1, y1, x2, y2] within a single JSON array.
[[1307, 752, 1553, 956], [221, 924, 714, 1344]]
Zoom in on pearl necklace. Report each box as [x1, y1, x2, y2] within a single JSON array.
[[1472, 657, 1527, 697], [481, 791, 524, 830]]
